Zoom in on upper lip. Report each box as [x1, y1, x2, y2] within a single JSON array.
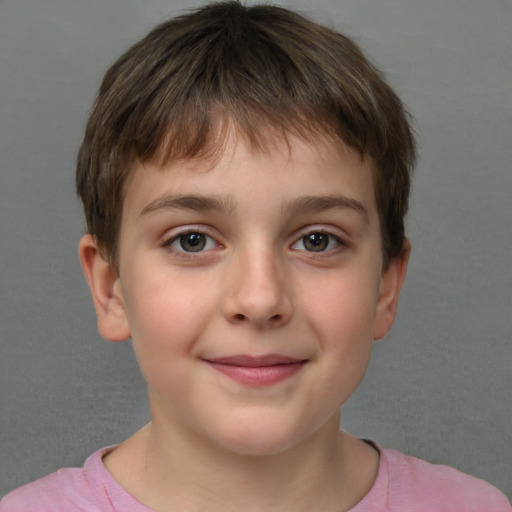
[[203, 354, 307, 367]]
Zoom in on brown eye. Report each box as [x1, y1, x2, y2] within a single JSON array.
[[164, 231, 218, 253], [303, 233, 329, 252], [178, 232, 207, 252], [165, 230, 219, 255], [292, 231, 342, 253]]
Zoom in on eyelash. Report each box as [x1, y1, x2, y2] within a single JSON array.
[[161, 227, 346, 259], [291, 229, 345, 255], [161, 229, 221, 259]]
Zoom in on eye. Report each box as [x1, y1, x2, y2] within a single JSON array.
[[292, 231, 342, 253], [167, 231, 218, 253]]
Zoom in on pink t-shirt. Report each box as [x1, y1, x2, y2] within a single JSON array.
[[1, 445, 510, 511]]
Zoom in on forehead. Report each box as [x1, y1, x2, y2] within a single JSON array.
[[122, 131, 377, 222]]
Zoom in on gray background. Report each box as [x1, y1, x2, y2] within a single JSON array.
[[1, 0, 510, 500]]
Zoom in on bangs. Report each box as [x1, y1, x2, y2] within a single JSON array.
[[99, 2, 396, 166], [77, 1, 415, 265]]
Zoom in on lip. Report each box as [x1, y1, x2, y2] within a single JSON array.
[[202, 354, 307, 387]]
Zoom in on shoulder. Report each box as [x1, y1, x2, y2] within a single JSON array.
[[1, 469, 88, 512], [0, 449, 112, 512], [382, 447, 511, 512]]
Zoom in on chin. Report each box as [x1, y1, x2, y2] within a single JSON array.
[[218, 435, 298, 457], [208, 415, 311, 457]]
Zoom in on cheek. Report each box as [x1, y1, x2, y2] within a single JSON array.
[[299, 268, 379, 396], [300, 269, 380, 344], [304, 275, 378, 404], [122, 272, 218, 372]]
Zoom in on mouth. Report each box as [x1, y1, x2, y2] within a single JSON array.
[[202, 354, 308, 387]]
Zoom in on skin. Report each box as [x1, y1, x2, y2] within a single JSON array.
[[79, 132, 409, 512]]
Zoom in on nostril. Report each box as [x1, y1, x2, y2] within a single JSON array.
[[270, 314, 282, 321], [234, 313, 246, 321]]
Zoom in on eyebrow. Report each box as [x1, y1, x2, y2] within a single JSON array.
[[140, 194, 237, 216], [140, 193, 368, 222], [281, 195, 369, 223]]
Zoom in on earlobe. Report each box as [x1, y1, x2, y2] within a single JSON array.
[[373, 239, 410, 341], [78, 234, 131, 342]]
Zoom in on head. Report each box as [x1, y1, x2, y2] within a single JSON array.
[[76, 1, 416, 271], [77, 2, 416, 456]]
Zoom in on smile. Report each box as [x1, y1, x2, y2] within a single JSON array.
[[202, 354, 308, 387]]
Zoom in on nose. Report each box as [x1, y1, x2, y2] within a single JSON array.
[[221, 247, 293, 329]]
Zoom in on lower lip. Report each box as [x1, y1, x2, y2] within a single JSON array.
[[207, 362, 304, 387]]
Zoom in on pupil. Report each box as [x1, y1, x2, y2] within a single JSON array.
[[305, 233, 328, 252], [180, 233, 206, 252]]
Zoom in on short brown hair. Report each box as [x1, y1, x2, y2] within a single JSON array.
[[77, 1, 416, 267]]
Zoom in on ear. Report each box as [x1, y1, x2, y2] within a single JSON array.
[[78, 234, 130, 342], [373, 239, 410, 341]]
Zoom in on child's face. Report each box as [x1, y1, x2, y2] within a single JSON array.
[[83, 131, 407, 456]]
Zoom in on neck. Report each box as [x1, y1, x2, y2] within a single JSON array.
[[104, 414, 378, 512]]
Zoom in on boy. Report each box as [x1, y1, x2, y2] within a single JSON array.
[[1, 1, 509, 511]]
